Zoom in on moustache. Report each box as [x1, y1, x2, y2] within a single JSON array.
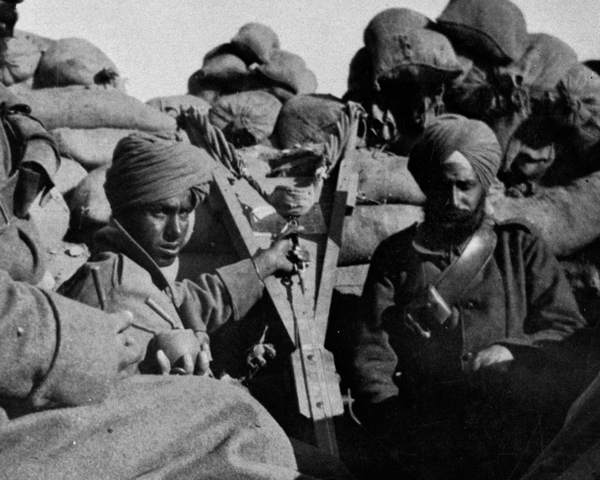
[[430, 207, 475, 223]]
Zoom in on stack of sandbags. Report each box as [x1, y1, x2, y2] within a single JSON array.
[[344, 8, 465, 155], [186, 23, 317, 148], [438, 0, 530, 151], [15, 86, 177, 169], [501, 62, 600, 193], [489, 169, 600, 258], [7, 34, 182, 246]]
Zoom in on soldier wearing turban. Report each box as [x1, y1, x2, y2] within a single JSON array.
[[60, 133, 297, 377], [349, 115, 585, 479]]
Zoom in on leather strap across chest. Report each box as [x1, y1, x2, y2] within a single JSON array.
[[426, 224, 498, 306]]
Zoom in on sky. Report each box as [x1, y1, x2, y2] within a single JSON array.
[[17, 1, 600, 102]]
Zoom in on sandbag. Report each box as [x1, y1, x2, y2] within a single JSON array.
[[66, 165, 111, 236], [208, 90, 282, 147], [512, 63, 600, 178], [187, 52, 263, 100], [349, 148, 426, 205], [444, 60, 529, 152], [202, 46, 249, 79], [343, 47, 373, 105], [501, 33, 578, 100], [15, 86, 177, 131], [231, 23, 280, 64], [53, 156, 87, 195], [51, 128, 138, 170], [7, 80, 32, 97], [146, 94, 210, 117], [436, 0, 528, 65], [29, 186, 70, 250], [501, 116, 600, 191], [14, 29, 54, 53], [489, 169, 600, 257], [256, 49, 318, 96], [364, 8, 430, 46], [364, 9, 461, 89], [276, 94, 345, 149], [33, 37, 122, 90], [0, 35, 42, 86], [339, 204, 423, 265]]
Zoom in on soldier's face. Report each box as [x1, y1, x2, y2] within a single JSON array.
[[429, 151, 485, 214], [425, 151, 486, 235], [119, 190, 196, 267]]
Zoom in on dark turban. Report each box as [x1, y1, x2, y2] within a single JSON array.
[[105, 132, 213, 215], [408, 114, 502, 193]]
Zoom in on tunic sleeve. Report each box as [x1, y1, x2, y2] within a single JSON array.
[[497, 228, 586, 351], [179, 258, 264, 334], [350, 236, 403, 404], [0, 270, 141, 413]]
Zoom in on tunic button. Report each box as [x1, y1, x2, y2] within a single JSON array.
[[461, 352, 473, 362]]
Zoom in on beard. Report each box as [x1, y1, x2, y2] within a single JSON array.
[[424, 195, 487, 247]]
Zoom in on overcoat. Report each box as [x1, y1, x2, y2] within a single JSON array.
[[0, 220, 305, 479], [351, 219, 586, 404], [59, 220, 265, 373]]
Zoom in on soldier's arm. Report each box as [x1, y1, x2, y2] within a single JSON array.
[[0, 270, 142, 413]]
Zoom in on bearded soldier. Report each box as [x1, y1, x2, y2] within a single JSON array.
[[350, 114, 585, 480]]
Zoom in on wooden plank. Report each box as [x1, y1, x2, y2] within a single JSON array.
[[211, 170, 343, 456], [314, 168, 359, 345], [211, 171, 295, 343]]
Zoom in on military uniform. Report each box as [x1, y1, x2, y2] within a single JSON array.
[[59, 219, 265, 374], [350, 218, 585, 479]]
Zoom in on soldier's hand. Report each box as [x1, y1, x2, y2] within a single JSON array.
[[253, 232, 310, 279], [155, 329, 212, 376], [468, 345, 514, 374]]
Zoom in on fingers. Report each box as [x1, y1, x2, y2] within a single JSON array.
[[201, 342, 213, 361], [254, 354, 267, 368], [197, 345, 211, 376], [156, 350, 171, 375], [182, 353, 194, 375]]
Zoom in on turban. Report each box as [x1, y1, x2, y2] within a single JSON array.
[[105, 133, 213, 214], [408, 114, 502, 192]]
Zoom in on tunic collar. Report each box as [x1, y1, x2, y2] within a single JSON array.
[[412, 223, 467, 260], [92, 219, 180, 302]]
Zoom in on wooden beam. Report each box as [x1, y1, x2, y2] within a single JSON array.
[[211, 170, 344, 456]]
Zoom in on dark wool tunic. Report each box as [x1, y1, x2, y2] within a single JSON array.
[[351, 219, 586, 405]]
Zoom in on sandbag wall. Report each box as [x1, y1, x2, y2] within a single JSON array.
[[0, 33, 185, 278]]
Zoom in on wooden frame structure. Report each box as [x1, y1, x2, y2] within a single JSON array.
[[182, 104, 361, 456]]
